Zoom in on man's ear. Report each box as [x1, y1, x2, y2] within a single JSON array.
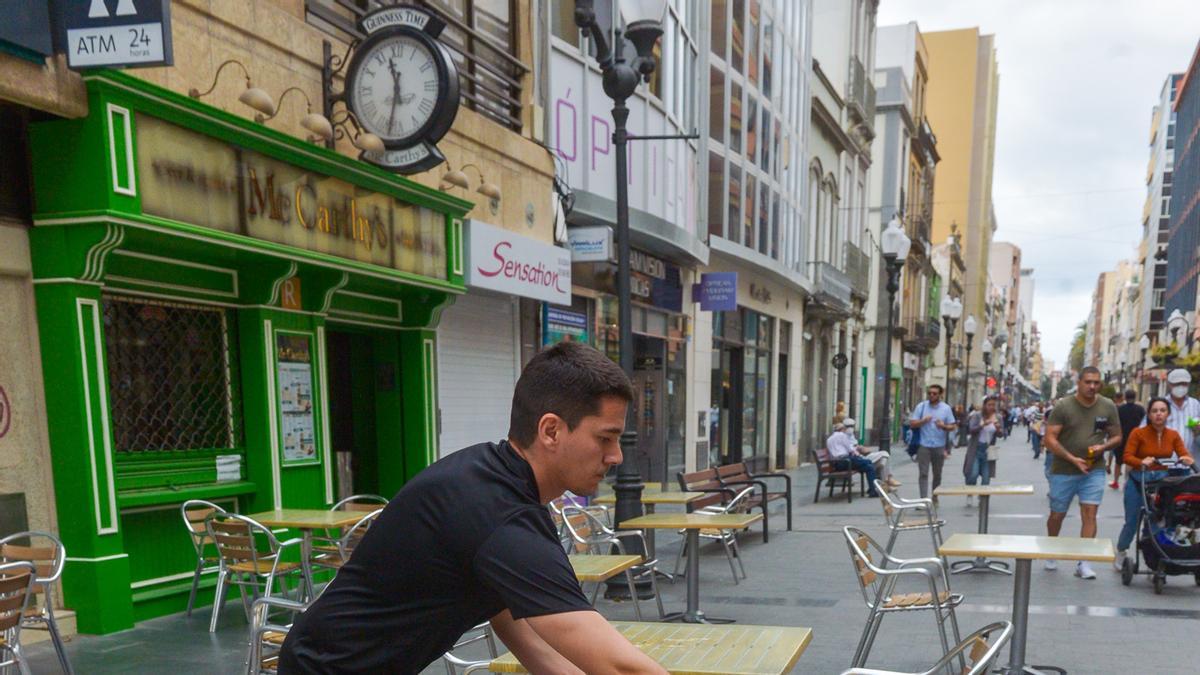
[[537, 412, 564, 448]]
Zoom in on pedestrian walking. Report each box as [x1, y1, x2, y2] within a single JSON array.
[[1114, 390, 1145, 490], [908, 384, 958, 501], [1114, 397, 1196, 572], [278, 342, 667, 674], [1041, 367, 1123, 579], [1026, 402, 1046, 459], [964, 397, 1001, 498]]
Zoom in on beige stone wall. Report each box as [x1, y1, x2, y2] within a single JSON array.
[[134, 0, 556, 243], [0, 221, 57, 535]]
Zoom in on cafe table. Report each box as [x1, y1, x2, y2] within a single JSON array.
[[568, 554, 642, 584], [619, 512, 762, 624], [933, 484, 1035, 574], [594, 489, 704, 560], [245, 508, 366, 600], [488, 621, 812, 674], [939, 533, 1114, 675]]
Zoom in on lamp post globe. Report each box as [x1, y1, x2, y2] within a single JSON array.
[[981, 338, 993, 395], [574, 0, 666, 599], [877, 216, 911, 454]]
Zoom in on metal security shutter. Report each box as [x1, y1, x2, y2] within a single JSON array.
[[437, 292, 519, 456]]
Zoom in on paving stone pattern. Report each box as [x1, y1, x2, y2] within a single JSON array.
[[25, 432, 1199, 673]]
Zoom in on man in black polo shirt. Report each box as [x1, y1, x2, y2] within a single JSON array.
[[279, 342, 666, 674]]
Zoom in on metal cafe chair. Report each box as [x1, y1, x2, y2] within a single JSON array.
[[839, 621, 1013, 675], [329, 494, 388, 512], [310, 508, 383, 571], [843, 527, 964, 672], [872, 480, 946, 558], [0, 531, 73, 674], [179, 499, 228, 617], [441, 622, 499, 674], [204, 513, 307, 633], [247, 595, 310, 675], [0, 561, 38, 675], [548, 497, 612, 553], [672, 486, 756, 584], [560, 505, 665, 621]]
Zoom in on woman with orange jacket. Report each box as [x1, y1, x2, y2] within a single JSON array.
[[1115, 397, 1197, 568]]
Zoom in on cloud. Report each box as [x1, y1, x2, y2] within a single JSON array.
[[877, 0, 1200, 367]]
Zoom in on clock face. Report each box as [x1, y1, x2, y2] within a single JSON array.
[[349, 34, 443, 145]]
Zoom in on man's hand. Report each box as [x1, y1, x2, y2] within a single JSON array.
[[519, 610, 668, 675], [1069, 455, 1091, 473], [1141, 456, 1156, 467], [1181, 456, 1196, 466]]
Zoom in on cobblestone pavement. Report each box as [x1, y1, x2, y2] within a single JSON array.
[[24, 431, 1199, 673]]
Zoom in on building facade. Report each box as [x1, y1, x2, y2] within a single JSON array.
[[1165, 43, 1200, 323], [1137, 74, 1182, 344], [923, 28, 1000, 390], [866, 21, 942, 444]]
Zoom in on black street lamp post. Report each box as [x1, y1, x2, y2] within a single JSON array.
[[574, 0, 667, 598], [982, 338, 993, 399], [940, 295, 963, 405], [878, 216, 911, 453], [960, 315, 976, 446]]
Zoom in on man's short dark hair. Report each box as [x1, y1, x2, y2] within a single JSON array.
[[508, 341, 634, 447], [1078, 366, 1101, 380], [927, 384, 944, 394], [1125, 389, 1137, 401]]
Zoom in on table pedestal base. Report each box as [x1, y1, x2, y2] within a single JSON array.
[[950, 557, 1012, 575], [1003, 559, 1068, 675], [661, 610, 736, 624], [667, 529, 736, 624]]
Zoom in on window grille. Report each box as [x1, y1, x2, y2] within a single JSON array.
[[306, 0, 528, 131], [102, 296, 241, 453]]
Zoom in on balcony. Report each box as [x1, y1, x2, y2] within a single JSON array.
[[845, 243, 871, 299], [847, 56, 876, 136], [910, 213, 931, 248], [811, 261, 852, 317], [901, 317, 941, 354]]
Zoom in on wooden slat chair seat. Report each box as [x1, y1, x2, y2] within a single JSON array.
[[0, 531, 73, 674], [673, 486, 754, 584], [205, 513, 306, 633], [843, 527, 964, 671], [713, 462, 793, 542], [560, 506, 664, 621], [311, 509, 382, 571], [812, 448, 865, 502], [0, 561, 37, 674], [248, 596, 312, 675]]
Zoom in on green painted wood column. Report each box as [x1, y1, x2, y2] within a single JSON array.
[[33, 279, 135, 634]]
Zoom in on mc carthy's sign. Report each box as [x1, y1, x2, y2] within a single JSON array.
[[465, 219, 571, 305], [137, 114, 448, 280]]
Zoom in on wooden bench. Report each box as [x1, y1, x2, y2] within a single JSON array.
[[676, 469, 735, 512], [713, 462, 792, 543], [811, 448, 866, 503]]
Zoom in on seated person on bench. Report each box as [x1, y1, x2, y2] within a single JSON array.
[[826, 419, 884, 497]]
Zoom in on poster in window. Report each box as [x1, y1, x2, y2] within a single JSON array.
[[277, 333, 319, 465]]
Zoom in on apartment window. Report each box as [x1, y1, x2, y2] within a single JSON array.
[[745, 97, 758, 164], [761, 14, 773, 99], [728, 164, 743, 241], [760, 108, 771, 171], [710, 67, 725, 143], [747, 0, 759, 88], [744, 174, 757, 248], [756, 181, 769, 255], [731, 0, 745, 73], [1161, 196, 1170, 216], [708, 152, 725, 239], [712, 0, 727, 60], [550, 0, 578, 46], [730, 82, 743, 153]]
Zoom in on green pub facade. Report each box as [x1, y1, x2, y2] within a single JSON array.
[[28, 71, 471, 633]]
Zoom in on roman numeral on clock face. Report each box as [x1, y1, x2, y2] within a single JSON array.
[[424, 80, 437, 92], [418, 99, 433, 115]]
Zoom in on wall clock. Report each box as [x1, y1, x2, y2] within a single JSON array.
[[344, 5, 460, 174]]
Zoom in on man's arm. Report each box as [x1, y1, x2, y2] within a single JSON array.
[[521, 610, 668, 675], [490, 610, 585, 674]]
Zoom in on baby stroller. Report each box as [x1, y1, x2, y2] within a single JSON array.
[[1120, 461, 1200, 594]]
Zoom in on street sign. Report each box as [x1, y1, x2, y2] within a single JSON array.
[[57, 0, 173, 69]]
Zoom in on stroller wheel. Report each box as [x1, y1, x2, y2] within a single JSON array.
[[1194, 572, 1200, 587], [1153, 575, 1165, 595], [1121, 558, 1133, 586]]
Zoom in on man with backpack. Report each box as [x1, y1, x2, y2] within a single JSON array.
[[909, 384, 958, 500]]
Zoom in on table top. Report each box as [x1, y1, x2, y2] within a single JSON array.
[[569, 554, 642, 582], [245, 509, 366, 529], [619, 513, 763, 530], [933, 484, 1035, 497], [939, 533, 1115, 562], [594, 491, 704, 505], [489, 621, 813, 674]]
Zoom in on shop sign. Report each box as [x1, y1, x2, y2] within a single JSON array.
[[137, 115, 447, 280], [694, 272, 737, 311], [58, 0, 173, 68], [465, 219, 571, 304], [543, 306, 588, 345], [630, 249, 681, 312], [567, 226, 613, 262]]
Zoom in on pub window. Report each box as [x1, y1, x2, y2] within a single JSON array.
[[103, 296, 242, 453]]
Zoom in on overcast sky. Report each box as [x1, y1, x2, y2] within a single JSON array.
[[876, 0, 1200, 368]]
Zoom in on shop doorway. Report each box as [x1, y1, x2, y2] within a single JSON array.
[[325, 329, 390, 500], [633, 335, 666, 483], [711, 342, 744, 465]]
